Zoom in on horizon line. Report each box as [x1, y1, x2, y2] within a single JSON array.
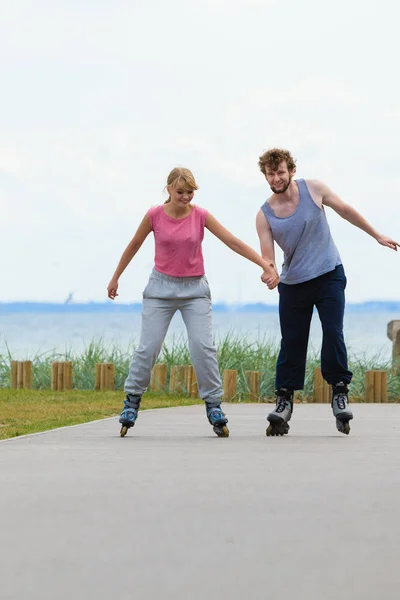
[[0, 300, 400, 314]]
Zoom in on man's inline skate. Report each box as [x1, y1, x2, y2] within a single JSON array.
[[266, 388, 293, 436], [206, 403, 229, 437], [119, 394, 141, 437], [331, 381, 353, 435]]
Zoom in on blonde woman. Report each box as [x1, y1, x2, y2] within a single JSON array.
[[107, 167, 278, 438]]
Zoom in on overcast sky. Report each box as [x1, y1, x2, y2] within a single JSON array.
[[1, 0, 399, 304]]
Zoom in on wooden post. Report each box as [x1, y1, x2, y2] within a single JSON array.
[[184, 365, 193, 397], [365, 370, 388, 403], [104, 363, 115, 390], [95, 363, 101, 391], [52, 362, 59, 391], [313, 368, 331, 403], [313, 367, 322, 402], [95, 363, 115, 391], [380, 371, 388, 403], [323, 380, 331, 404], [22, 361, 33, 389], [10, 361, 33, 389], [190, 368, 199, 398], [100, 364, 106, 390], [223, 369, 237, 402], [63, 362, 73, 390], [245, 370, 261, 401], [57, 362, 64, 391], [17, 361, 24, 389], [11, 360, 18, 388], [51, 361, 73, 391], [387, 320, 400, 374], [395, 330, 400, 375], [150, 363, 167, 392], [169, 365, 186, 394], [365, 370, 375, 402], [374, 371, 383, 403]]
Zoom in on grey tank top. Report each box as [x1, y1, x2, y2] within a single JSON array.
[[260, 179, 341, 285]]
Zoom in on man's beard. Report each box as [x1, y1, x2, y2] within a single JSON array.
[[270, 177, 291, 194]]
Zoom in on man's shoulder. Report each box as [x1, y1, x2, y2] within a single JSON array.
[[257, 204, 273, 228], [261, 193, 274, 206], [303, 178, 326, 192]]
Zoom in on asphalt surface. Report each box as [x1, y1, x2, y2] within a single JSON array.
[[1, 403, 400, 600]]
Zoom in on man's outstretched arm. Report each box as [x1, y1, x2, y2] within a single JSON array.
[[315, 180, 399, 251]]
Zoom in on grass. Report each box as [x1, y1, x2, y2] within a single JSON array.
[[0, 334, 399, 400], [0, 389, 203, 440]]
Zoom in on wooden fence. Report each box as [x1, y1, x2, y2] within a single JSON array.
[[7, 361, 393, 402]]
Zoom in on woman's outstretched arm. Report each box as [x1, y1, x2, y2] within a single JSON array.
[[205, 213, 279, 289], [107, 214, 152, 299]]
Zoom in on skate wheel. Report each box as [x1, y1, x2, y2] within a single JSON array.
[[120, 425, 128, 438], [214, 425, 229, 437], [221, 425, 229, 438], [266, 422, 290, 437], [336, 420, 350, 435]]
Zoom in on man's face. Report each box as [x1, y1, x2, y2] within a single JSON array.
[[265, 161, 295, 194]]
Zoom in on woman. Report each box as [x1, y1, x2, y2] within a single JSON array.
[[107, 167, 278, 437]]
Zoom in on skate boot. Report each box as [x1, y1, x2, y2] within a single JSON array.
[[206, 403, 229, 437], [119, 394, 141, 437], [266, 388, 293, 436], [332, 381, 353, 435]]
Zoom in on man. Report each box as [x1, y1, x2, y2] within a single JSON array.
[[256, 148, 399, 436]]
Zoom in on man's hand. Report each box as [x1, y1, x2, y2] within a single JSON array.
[[107, 279, 119, 300], [376, 235, 400, 251]]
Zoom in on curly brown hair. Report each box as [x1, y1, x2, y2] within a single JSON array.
[[258, 148, 296, 175]]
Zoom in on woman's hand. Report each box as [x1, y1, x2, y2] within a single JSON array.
[[107, 279, 119, 300], [261, 263, 279, 290]]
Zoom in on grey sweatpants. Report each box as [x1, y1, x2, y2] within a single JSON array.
[[124, 269, 223, 404]]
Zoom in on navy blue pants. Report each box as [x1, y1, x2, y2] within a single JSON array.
[[276, 265, 352, 390]]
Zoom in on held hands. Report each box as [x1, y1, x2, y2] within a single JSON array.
[[261, 263, 279, 290], [376, 235, 400, 251], [107, 278, 119, 300]]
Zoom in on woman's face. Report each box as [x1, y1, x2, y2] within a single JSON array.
[[168, 185, 195, 207]]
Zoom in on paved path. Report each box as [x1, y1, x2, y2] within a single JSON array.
[[1, 404, 400, 600]]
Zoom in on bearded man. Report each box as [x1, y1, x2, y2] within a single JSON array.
[[256, 148, 399, 435]]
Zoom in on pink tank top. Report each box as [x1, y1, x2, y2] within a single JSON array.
[[147, 204, 209, 277]]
